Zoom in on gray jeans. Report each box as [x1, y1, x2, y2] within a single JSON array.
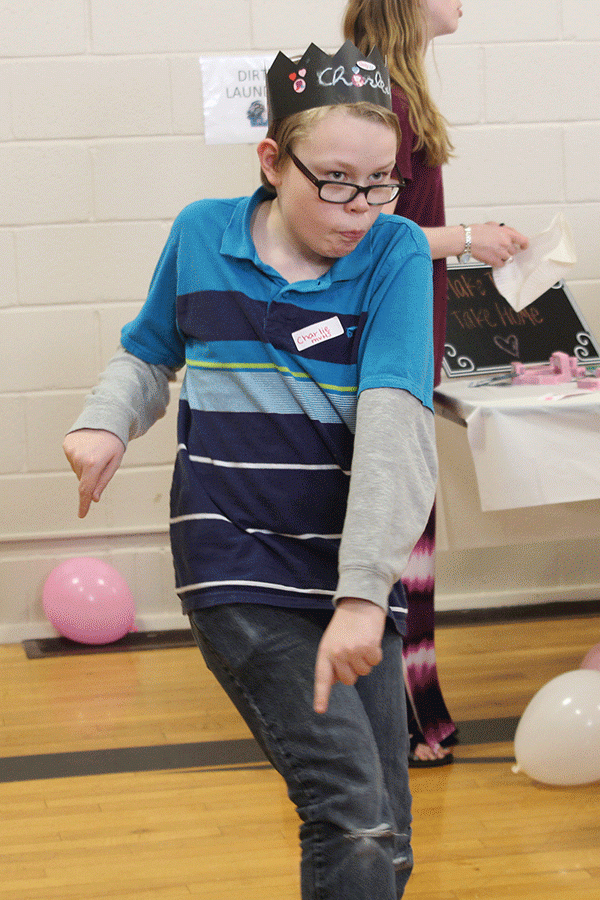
[[189, 603, 413, 900]]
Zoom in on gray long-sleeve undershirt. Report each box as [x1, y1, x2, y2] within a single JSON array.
[[69, 348, 437, 613]]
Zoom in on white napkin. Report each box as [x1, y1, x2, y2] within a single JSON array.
[[492, 213, 577, 311]]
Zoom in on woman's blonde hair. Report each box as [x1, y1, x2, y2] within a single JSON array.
[[343, 0, 453, 167], [260, 102, 402, 193]]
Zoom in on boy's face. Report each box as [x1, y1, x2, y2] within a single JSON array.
[[272, 109, 398, 267]]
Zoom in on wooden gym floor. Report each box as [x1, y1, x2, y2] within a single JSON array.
[[1, 607, 599, 899]]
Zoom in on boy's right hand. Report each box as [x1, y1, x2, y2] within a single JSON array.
[[62, 429, 125, 518], [313, 598, 386, 715]]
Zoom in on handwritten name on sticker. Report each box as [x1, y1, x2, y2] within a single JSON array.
[[292, 316, 344, 351]]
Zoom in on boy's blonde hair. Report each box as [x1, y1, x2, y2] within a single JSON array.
[[343, 0, 453, 167], [260, 102, 402, 194]]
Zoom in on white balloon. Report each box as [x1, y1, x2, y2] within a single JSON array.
[[514, 669, 600, 786]]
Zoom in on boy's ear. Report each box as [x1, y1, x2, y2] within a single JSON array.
[[257, 138, 282, 189]]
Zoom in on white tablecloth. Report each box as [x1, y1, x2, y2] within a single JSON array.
[[433, 380, 600, 511]]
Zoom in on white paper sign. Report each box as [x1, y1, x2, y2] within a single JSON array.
[[200, 55, 275, 145]]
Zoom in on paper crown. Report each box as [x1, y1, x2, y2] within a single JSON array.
[[266, 40, 392, 124]]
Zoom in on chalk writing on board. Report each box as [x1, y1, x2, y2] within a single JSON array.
[[493, 334, 519, 357], [443, 266, 600, 377]]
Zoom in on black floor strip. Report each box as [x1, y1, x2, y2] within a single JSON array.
[[454, 756, 515, 765], [0, 717, 518, 783], [0, 739, 268, 783], [436, 597, 600, 628], [454, 716, 519, 744], [22, 629, 196, 659], [22, 599, 600, 658]]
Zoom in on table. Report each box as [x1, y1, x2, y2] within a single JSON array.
[[433, 379, 600, 511]]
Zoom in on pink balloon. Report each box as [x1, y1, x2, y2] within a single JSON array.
[[43, 558, 135, 644], [581, 642, 600, 672]]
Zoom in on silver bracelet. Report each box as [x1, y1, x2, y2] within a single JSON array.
[[457, 224, 472, 264]]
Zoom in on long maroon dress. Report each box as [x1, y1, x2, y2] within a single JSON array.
[[392, 88, 457, 751]]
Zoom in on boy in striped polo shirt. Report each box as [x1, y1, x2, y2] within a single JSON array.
[[64, 41, 437, 900]]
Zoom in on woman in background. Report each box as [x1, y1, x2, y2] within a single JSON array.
[[344, 0, 528, 765]]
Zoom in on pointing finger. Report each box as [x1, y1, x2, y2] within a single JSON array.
[[313, 650, 335, 714]]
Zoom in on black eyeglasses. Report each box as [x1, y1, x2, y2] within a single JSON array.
[[288, 150, 404, 206]]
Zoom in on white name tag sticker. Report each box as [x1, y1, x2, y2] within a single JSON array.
[[292, 316, 344, 352]]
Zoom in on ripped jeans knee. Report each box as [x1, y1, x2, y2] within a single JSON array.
[[347, 822, 413, 874], [300, 819, 413, 900]]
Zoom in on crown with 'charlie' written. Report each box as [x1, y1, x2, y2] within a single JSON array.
[[266, 40, 392, 124]]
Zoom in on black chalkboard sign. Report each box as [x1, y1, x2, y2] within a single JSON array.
[[443, 264, 600, 377]]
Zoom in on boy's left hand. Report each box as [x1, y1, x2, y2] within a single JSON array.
[[313, 598, 386, 714]]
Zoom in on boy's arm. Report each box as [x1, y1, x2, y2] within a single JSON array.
[[63, 347, 178, 517], [334, 386, 437, 610], [313, 386, 438, 713], [68, 346, 177, 446]]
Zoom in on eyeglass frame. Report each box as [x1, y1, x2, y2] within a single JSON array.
[[287, 150, 405, 206]]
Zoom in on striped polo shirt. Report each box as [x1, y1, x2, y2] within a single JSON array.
[[121, 188, 433, 620]]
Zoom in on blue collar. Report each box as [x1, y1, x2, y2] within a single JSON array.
[[220, 188, 374, 288]]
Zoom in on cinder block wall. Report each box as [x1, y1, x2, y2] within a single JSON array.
[[1, 0, 599, 640]]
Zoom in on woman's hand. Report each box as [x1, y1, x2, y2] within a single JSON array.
[[63, 429, 126, 518], [313, 598, 387, 714], [471, 221, 529, 267]]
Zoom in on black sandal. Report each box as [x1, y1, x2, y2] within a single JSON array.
[[408, 734, 454, 768]]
